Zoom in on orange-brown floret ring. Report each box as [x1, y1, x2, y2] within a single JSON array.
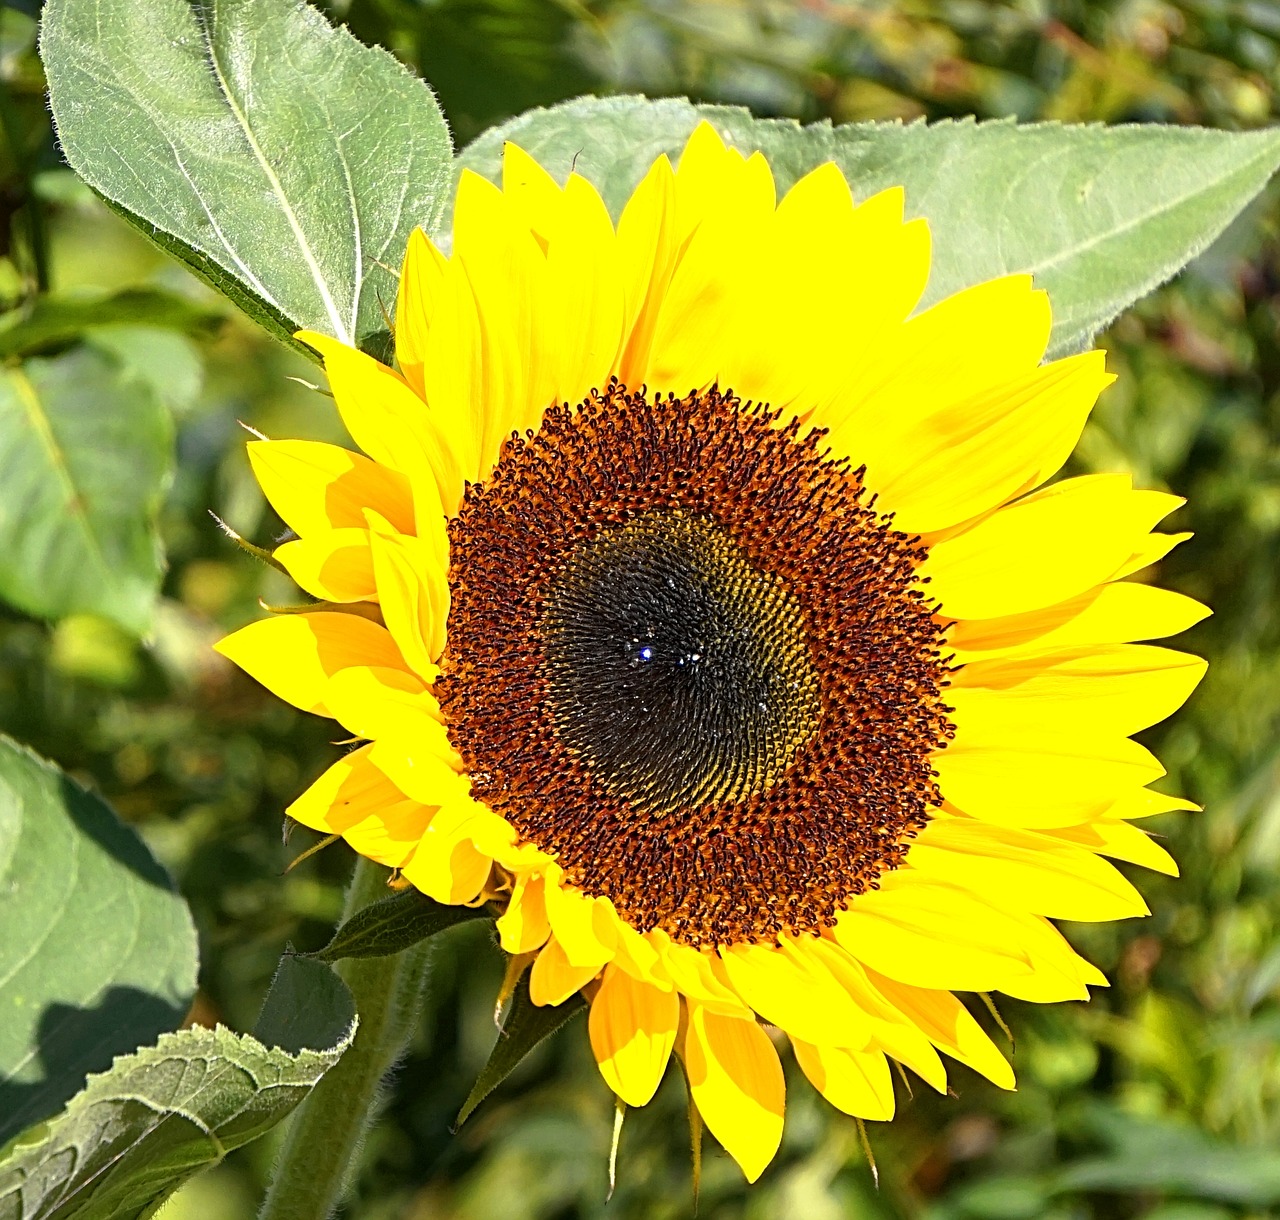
[[438, 380, 955, 947]]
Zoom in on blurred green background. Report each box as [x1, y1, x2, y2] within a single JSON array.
[[2, 0, 1279, 1216]]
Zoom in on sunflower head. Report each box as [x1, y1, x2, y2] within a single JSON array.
[[217, 122, 1207, 1182]]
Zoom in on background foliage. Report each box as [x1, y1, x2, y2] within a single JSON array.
[[2, 0, 1279, 1217]]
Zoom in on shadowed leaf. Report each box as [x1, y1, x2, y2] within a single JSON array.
[[0, 737, 197, 1148], [253, 954, 357, 1055]]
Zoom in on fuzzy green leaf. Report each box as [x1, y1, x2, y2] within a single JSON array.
[[0, 738, 197, 1149], [0, 345, 172, 633], [0, 956, 355, 1220], [456, 96, 1280, 356], [308, 886, 490, 964], [41, 0, 453, 357], [455, 974, 585, 1129]]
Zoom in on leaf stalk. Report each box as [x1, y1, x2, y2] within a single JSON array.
[[257, 855, 433, 1220]]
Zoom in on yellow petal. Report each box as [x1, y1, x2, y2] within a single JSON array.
[[491, 837, 557, 875], [1112, 531, 1191, 580], [290, 748, 432, 868], [367, 732, 468, 807], [733, 176, 929, 416], [807, 936, 949, 1092], [453, 170, 554, 465], [935, 730, 1165, 829], [615, 153, 679, 390], [791, 1040, 895, 1121], [214, 611, 402, 715], [719, 940, 872, 1049], [343, 812, 431, 869], [1102, 787, 1199, 821], [543, 868, 618, 970], [529, 935, 600, 1006], [647, 137, 775, 396], [794, 180, 929, 374], [275, 528, 375, 603], [947, 582, 1211, 661], [864, 971, 1015, 1089], [501, 141, 565, 249], [247, 439, 413, 538], [950, 644, 1206, 738], [543, 173, 626, 407], [366, 515, 449, 677], [496, 872, 552, 954], [869, 352, 1113, 535], [831, 873, 1036, 990], [399, 798, 501, 904], [671, 121, 748, 241], [394, 227, 449, 399], [419, 255, 485, 486], [683, 1000, 785, 1183], [908, 819, 1148, 921], [288, 742, 395, 831], [321, 664, 444, 742], [1050, 818, 1180, 876], [610, 920, 672, 990], [825, 275, 1051, 462], [588, 963, 680, 1106], [298, 330, 468, 518], [658, 936, 753, 1020], [921, 475, 1182, 621], [992, 914, 1106, 1002]]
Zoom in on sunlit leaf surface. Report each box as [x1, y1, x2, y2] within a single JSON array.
[[42, 0, 453, 356]]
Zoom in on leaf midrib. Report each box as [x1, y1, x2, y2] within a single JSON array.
[[193, 2, 351, 344], [1017, 135, 1280, 278]]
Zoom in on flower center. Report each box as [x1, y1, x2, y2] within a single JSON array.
[[438, 381, 953, 947], [542, 510, 821, 816]]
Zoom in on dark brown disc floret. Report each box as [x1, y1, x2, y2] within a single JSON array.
[[437, 381, 953, 947]]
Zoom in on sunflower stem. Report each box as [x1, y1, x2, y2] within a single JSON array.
[[258, 856, 433, 1220]]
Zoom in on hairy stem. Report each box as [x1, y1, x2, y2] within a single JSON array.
[[258, 856, 432, 1220]]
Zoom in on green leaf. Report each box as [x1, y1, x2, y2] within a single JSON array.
[[0, 956, 356, 1220], [0, 290, 221, 362], [0, 737, 197, 1148], [1056, 1109, 1280, 1206], [41, 0, 453, 357], [0, 345, 172, 633], [83, 329, 205, 417], [253, 954, 356, 1054], [456, 97, 1280, 356], [455, 973, 585, 1128], [308, 886, 490, 963]]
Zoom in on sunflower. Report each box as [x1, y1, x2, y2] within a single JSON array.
[[217, 123, 1207, 1181]]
